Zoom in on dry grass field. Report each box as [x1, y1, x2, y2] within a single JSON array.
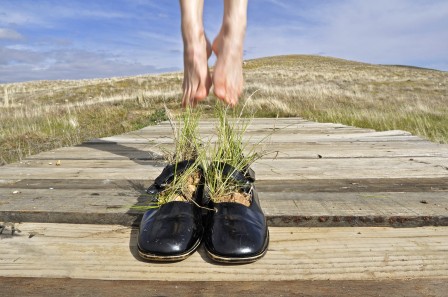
[[1, 55, 447, 165]]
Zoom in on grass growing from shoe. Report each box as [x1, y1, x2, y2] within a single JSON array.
[[156, 160, 203, 205], [155, 107, 204, 205], [203, 102, 266, 206], [164, 106, 202, 164]]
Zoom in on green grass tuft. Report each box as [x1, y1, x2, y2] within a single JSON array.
[[202, 102, 266, 202]]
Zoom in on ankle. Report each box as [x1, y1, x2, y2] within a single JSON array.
[[220, 21, 246, 39], [182, 23, 206, 44]]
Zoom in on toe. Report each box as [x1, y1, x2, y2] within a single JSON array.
[[182, 86, 193, 108], [213, 83, 227, 103], [194, 71, 212, 103], [228, 89, 238, 107], [194, 84, 207, 101]]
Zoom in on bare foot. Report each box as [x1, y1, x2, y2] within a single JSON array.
[[181, 31, 212, 107], [212, 0, 247, 106], [179, 0, 212, 107], [212, 31, 244, 106]]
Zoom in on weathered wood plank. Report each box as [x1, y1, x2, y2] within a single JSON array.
[[1, 117, 447, 226], [25, 140, 448, 161], [126, 126, 378, 137], [3, 177, 448, 192], [260, 142, 448, 159], [2, 157, 447, 181], [1, 278, 447, 297], [152, 118, 353, 128], [0, 166, 161, 180], [250, 157, 448, 179], [1, 185, 447, 226], [87, 120, 422, 144], [94, 130, 423, 144], [7, 159, 166, 169], [25, 143, 165, 160], [255, 178, 448, 193], [1, 224, 447, 281]]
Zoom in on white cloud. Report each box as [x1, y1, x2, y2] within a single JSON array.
[[0, 2, 132, 29], [0, 28, 23, 40], [0, 47, 44, 65], [0, 47, 177, 83], [138, 31, 181, 45], [265, 0, 290, 9], [246, 0, 448, 70]]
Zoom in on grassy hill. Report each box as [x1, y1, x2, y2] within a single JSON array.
[[1, 55, 447, 165]]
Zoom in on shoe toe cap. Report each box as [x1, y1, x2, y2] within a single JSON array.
[[205, 204, 268, 258], [138, 203, 202, 256]]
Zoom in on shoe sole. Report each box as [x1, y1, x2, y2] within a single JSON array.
[[205, 232, 269, 264], [137, 237, 201, 262]]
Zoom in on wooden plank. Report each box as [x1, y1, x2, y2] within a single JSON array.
[[260, 142, 448, 159], [1, 157, 447, 180], [1, 278, 447, 297], [26, 143, 165, 161], [134, 121, 375, 130], [94, 130, 423, 144], [1, 224, 447, 281], [256, 178, 448, 192], [1, 185, 447, 226], [0, 165, 161, 180], [7, 159, 166, 169], [25, 140, 448, 161], [1, 117, 446, 226], [153, 118, 349, 128], [195, 117, 314, 124], [250, 158, 448, 180], [262, 192, 448, 227], [0, 178, 146, 190], [3, 177, 448, 192], [149, 118, 386, 134], [126, 126, 378, 136]]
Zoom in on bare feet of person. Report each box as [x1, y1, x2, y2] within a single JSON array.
[[181, 31, 212, 108], [180, 0, 212, 107], [212, 0, 247, 107]]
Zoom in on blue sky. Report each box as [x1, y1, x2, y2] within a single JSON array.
[[1, 0, 447, 83]]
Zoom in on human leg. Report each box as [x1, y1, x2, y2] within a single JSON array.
[[212, 0, 248, 106], [180, 0, 212, 107]]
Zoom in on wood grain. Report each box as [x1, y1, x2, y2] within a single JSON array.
[[2, 278, 447, 297], [1, 223, 447, 281]]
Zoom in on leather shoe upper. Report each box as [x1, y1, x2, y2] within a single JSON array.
[[138, 201, 203, 256], [138, 160, 204, 258], [205, 187, 268, 259]]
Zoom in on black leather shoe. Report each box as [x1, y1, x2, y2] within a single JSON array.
[[204, 164, 269, 264], [137, 160, 204, 262]]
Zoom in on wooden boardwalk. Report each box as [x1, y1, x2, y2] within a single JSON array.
[[1, 118, 448, 295], [1, 118, 447, 227]]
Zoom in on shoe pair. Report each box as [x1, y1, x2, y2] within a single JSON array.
[[137, 160, 269, 263]]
